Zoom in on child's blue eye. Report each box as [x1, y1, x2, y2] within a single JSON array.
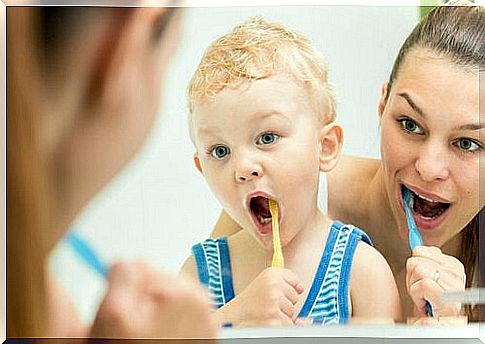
[[257, 133, 279, 145], [210, 145, 230, 159], [398, 118, 424, 135], [453, 138, 481, 153]]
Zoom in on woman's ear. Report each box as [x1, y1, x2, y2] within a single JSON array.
[[319, 122, 344, 173], [85, 6, 177, 110], [378, 82, 389, 120], [194, 153, 203, 174]]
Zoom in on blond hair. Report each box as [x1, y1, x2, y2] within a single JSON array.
[[187, 17, 336, 123]]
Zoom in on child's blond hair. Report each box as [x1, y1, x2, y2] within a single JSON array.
[[187, 17, 337, 123]]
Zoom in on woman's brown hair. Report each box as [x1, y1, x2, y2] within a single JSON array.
[[7, 7, 53, 337], [385, 5, 484, 321]]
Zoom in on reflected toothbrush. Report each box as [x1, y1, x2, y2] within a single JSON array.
[[402, 186, 433, 317], [65, 231, 108, 279]]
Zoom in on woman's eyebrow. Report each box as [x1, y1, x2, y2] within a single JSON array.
[[397, 92, 425, 118], [455, 123, 483, 131]]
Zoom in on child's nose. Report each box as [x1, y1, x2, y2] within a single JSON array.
[[234, 155, 263, 183], [237, 170, 261, 182]]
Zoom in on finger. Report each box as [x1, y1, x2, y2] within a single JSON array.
[[406, 257, 437, 291], [281, 269, 305, 294], [412, 247, 465, 273], [279, 296, 297, 319], [281, 281, 302, 305], [412, 246, 442, 258], [108, 261, 138, 286], [407, 260, 438, 289], [407, 316, 441, 325], [277, 310, 295, 326], [294, 317, 314, 326], [407, 257, 464, 292], [408, 277, 438, 312], [409, 274, 463, 318]]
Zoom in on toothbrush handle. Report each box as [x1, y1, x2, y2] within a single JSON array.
[[66, 231, 108, 279]]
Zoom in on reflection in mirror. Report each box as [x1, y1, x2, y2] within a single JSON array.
[[50, 3, 484, 333]]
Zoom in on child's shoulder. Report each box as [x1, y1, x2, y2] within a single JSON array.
[[349, 237, 394, 291], [348, 239, 402, 321], [180, 237, 229, 279]]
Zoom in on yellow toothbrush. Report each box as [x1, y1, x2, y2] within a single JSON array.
[[269, 199, 284, 268]]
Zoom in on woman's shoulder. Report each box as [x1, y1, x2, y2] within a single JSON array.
[[327, 155, 380, 218], [330, 155, 380, 181]]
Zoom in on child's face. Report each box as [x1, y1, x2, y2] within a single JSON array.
[[379, 51, 484, 248], [192, 75, 323, 250]]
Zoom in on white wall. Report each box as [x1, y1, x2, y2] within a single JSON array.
[[50, 5, 418, 322]]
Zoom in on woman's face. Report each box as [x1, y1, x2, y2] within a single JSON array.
[[51, 8, 182, 230], [379, 50, 483, 248]]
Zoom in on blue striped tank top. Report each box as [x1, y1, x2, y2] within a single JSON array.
[[192, 221, 372, 325]]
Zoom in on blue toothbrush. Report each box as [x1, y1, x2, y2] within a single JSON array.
[[402, 186, 433, 317], [65, 231, 108, 279]]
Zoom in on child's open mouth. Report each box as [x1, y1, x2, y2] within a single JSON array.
[[401, 185, 451, 229], [248, 195, 279, 235]]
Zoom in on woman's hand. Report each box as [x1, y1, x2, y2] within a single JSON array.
[[406, 246, 466, 319], [90, 261, 217, 339], [216, 267, 304, 327]]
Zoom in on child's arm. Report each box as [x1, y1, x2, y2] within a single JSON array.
[[180, 257, 305, 328], [211, 210, 243, 239], [349, 242, 403, 323]]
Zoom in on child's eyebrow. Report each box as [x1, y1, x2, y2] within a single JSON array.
[[196, 126, 221, 140], [253, 111, 292, 121]]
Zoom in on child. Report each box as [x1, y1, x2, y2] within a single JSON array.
[[181, 17, 402, 327]]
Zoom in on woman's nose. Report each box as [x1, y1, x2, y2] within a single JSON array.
[[414, 141, 450, 182]]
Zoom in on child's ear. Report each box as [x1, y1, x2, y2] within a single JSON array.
[[193, 153, 203, 174], [318, 122, 343, 173], [378, 82, 389, 120]]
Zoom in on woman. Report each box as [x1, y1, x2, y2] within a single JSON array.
[[7, 5, 216, 338], [212, 4, 484, 322]]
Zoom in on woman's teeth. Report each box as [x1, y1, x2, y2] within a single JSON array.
[[415, 193, 439, 203], [407, 188, 450, 219]]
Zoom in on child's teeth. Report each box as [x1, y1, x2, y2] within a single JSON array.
[[258, 215, 271, 224]]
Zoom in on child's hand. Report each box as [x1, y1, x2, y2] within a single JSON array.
[[406, 246, 466, 318], [90, 261, 217, 338], [218, 267, 304, 327]]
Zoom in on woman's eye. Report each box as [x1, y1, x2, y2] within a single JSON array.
[[398, 118, 424, 135], [454, 138, 481, 153], [210, 145, 230, 159], [257, 133, 279, 145]]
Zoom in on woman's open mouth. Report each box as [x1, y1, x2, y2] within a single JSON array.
[[401, 185, 452, 230], [248, 195, 280, 235]]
